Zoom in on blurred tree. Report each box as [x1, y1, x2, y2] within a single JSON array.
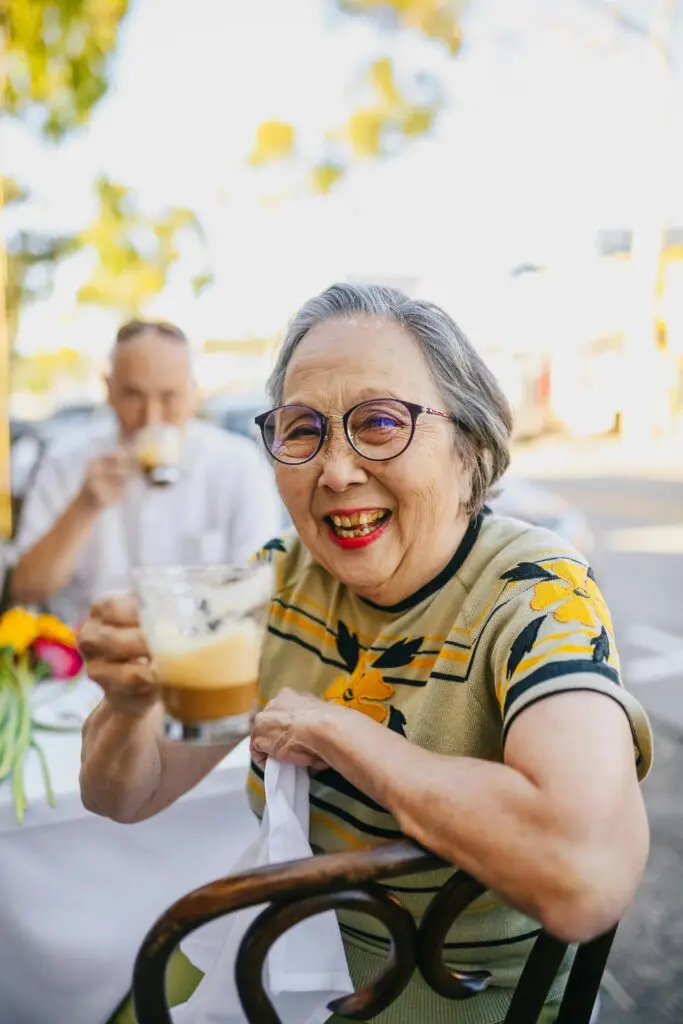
[[4, 3, 212, 340], [340, 0, 463, 54], [6, 232, 80, 355], [249, 1, 464, 194], [249, 121, 297, 165], [3, 179, 78, 353], [3, 0, 130, 139], [3, 1, 130, 351], [76, 177, 212, 318], [12, 347, 91, 394]]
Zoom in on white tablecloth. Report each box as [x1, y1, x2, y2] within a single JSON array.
[[0, 680, 258, 1024]]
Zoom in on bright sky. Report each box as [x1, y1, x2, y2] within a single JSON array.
[[6, 0, 683, 361]]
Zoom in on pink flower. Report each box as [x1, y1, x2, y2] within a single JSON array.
[[32, 638, 83, 680]]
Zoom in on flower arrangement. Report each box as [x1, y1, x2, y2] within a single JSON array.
[[0, 608, 83, 823]]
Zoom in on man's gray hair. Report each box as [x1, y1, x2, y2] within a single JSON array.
[[267, 282, 513, 514]]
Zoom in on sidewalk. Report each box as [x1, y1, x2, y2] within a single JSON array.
[[599, 721, 683, 1023]]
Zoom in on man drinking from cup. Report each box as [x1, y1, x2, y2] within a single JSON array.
[[11, 320, 280, 626]]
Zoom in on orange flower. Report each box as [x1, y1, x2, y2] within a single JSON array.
[[0, 608, 39, 655], [324, 651, 394, 723], [530, 560, 613, 634], [35, 614, 77, 649]]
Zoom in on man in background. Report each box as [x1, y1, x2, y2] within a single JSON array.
[[12, 321, 280, 625]]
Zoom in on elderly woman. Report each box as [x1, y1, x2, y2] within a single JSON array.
[[80, 284, 652, 1024]]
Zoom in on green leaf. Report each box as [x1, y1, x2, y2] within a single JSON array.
[[0, 688, 20, 780], [12, 753, 27, 825], [33, 660, 54, 683], [31, 739, 55, 808]]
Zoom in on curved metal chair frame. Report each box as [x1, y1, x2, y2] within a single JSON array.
[[132, 840, 615, 1024]]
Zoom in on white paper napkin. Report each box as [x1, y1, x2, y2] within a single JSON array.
[[172, 759, 353, 1024]]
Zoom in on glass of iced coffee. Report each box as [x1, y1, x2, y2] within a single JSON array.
[[133, 562, 272, 743], [134, 424, 182, 487]]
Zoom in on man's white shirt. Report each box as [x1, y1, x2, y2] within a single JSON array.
[[15, 418, 281, 625]]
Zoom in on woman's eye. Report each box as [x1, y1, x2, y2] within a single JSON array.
[[364, 416, 400, 430], [285, 425, 319, 439]]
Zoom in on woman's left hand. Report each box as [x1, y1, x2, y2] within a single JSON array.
[[250, 687, 336, 770]]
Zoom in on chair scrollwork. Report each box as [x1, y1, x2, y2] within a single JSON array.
[[132, 839, 616, 1024]]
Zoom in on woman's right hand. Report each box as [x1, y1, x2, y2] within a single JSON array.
[[78, 594, 160, 716]]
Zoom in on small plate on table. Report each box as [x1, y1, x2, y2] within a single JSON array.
[[30, 677, 102, 732]]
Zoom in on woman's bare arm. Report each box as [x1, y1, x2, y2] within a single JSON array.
[[295, 691, 649, 944], [80, 699, 235, 823]]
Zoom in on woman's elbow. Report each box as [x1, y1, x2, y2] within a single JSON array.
[[79, 768, 144, 825], [538, 827, 650, 944]]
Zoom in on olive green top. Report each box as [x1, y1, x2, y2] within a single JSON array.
[[246, 512, 652, 1022]]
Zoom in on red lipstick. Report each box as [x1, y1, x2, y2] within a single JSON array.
[[323, 508, 391, 550]]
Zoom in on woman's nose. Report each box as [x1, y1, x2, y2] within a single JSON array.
[[317, 436, 368, 492]]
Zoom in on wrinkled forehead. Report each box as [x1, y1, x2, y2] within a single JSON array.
[[282, 315, 442, 410]]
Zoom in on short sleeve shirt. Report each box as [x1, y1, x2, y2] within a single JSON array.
[[247, 512, 652, 987]]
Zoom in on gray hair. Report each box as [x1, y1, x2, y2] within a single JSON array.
[[267, 282, 513, 514]]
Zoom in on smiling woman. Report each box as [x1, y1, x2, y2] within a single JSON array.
[[80, 283, 652, 1024]]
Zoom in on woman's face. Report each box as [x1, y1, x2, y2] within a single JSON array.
[[274, 315, 471, 606]]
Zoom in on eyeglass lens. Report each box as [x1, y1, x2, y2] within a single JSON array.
[[262, 399, 415, 464]]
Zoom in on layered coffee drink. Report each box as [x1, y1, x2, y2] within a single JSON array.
[[154, 618, 262, 723], [134, 561, 272, 743], [134, 424, 182, 487]]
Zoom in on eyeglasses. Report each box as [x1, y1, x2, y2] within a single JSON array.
[[254, 398, 458, 466]]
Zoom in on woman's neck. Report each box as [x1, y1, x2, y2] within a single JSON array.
[[356, 513, 473, 611]]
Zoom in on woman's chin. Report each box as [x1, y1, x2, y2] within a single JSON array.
[[322, 534, 400, 597]]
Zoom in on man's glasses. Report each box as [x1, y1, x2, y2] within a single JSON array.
[[254, 398, 457, 466]]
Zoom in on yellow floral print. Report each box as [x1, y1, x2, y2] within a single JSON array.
[[0, 608, 39, 655], [531, 560, 613, 634], [324, 651, 395, 723]]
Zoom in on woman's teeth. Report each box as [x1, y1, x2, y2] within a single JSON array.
[[328, 510, 388, 538]]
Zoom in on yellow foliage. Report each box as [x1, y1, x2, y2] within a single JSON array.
[[310, 163, 345, 194], [369, 58, 400, 106], [249, 121, 296, 166], [346, 0, 462, 51], [402, 104, 436, 136], [347, 108, 385, 157], [5, 0, 129, 138]]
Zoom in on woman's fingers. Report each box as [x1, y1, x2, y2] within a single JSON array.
[[249, 737, 267, 768]]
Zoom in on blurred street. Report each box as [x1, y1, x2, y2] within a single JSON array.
[[512, 443, 683, 1022]]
